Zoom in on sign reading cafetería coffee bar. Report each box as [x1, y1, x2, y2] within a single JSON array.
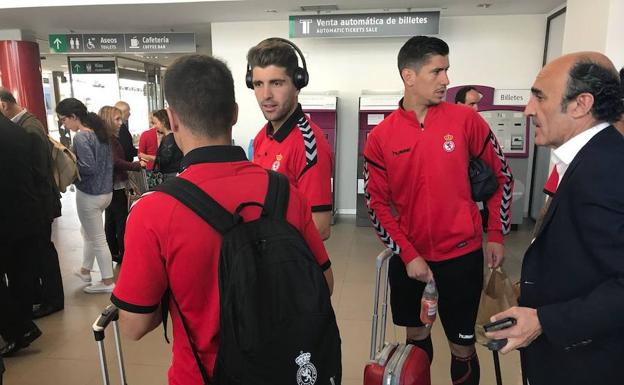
[[289, 11, 440, 38]]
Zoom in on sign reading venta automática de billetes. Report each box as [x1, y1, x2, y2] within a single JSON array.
[[289, 11, 439, 38]]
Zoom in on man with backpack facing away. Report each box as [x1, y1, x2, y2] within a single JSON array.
[[112, 54, 339, 385], [0, 88, 64, 319]]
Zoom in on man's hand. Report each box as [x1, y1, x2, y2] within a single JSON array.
[[485, 242, 504, 268], [406, 257, 433, 283], [485, 306, 543, 354]]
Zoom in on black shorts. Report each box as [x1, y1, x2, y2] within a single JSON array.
[[389, 248, 484, 345]]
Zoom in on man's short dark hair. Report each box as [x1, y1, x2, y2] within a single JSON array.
[[455, 86, 478, 104], [397, 36, 449, 75], [247, 39, 298, 81], [0, 88, 17, 104], [163, 55, 236, 138], [562, 60, 624, 123]]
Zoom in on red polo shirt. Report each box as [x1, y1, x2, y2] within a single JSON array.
[[253, 104, 333, 213], [139, 127, 159, 170], [111, 145, 331, 385]]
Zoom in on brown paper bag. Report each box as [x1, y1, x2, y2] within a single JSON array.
[[475, 268, 518, 345]]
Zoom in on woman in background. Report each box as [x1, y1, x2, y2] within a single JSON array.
[[138, 111, 160, 170], [55, 98, 114, 293], [153, 109, 182, 181], [100, 106, 144, 265]]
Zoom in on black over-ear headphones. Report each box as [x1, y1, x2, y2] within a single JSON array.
[[246, 37, 309, 90]]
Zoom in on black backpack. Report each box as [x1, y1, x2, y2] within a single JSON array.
[[155, 171, 342, 385], [469, 132, 499, 202]]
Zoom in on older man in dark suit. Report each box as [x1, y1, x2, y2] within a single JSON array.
[[486, 52, 624, 385], [0, 88, 64, 318], [114, 101, 138, 161], [0, 113, 44, 355]]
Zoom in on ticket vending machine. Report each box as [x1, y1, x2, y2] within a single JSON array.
[[356, 93, 403, 226], [300, 93, 339, 222], [447, 85, 534, 225]]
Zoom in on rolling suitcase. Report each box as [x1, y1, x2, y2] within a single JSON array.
[[363, 249, 431, 385], [93, 304, 128, 385]]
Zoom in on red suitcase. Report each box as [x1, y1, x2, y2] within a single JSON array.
[[363, 249, 431, 385]]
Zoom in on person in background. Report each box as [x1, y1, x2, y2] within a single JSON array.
[[100, 106, 144, 265], [56, 98, 115, 294], [138, 112, 160, 170], [114, 101, 138, 161], [153, 109, 183, 181], [455, 85, 483, 111], [0, 113, 44, 355], [0, 87, 64, 318]]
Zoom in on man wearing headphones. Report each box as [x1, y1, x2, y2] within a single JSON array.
[[247, 38, 333, 240]]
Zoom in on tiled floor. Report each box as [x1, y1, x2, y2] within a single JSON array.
[[3, 190, 534, 385]]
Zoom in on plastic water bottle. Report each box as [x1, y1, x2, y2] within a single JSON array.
[[420, 280, 438, 326]]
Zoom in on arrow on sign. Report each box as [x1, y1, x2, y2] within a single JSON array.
[[53, 38, 62, 50], [74, 64, 81, 71]]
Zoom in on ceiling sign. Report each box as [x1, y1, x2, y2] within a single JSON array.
[[49, 32, 196, 54], [289, 11, 440, 38], [69, 59, 116, 74]]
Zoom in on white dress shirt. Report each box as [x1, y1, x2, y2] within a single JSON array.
[[551, 122, 610, 188]]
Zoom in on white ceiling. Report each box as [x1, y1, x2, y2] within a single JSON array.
[[0, 0, 565, 71]]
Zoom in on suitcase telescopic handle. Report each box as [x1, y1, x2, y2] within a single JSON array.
[[370, 249, 394, 360], [93, 304, 119, 341]]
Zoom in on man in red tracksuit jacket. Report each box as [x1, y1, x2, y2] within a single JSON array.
[[364, 36, 514, 385]]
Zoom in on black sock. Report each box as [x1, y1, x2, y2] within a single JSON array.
[[451, 352, 480, 385], [406, 336, 433, 364]]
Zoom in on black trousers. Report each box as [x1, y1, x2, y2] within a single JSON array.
[[0, 237, 38, 342], [105, 189, 129, 260], [33, 221, 64, 308]]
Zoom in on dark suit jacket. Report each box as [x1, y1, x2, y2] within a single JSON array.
[[15, 111, 61, 220], [520, 126, 624, 385], [118, 122, 137, 162], [0, 114, 45, 243]]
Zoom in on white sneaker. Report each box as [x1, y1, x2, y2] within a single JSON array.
[[83, 282, 115, 294], [74, 268, 92, 283]]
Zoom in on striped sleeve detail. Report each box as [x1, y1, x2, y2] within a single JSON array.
[[363, 159, 401, 255], [297, 115, 318, 179], [488, 132, 514, 234]]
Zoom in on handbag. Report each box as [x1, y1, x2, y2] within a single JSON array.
[[469, 133, 499, 202], [146, 169, 164, 189], [475, 267, 519, 346]]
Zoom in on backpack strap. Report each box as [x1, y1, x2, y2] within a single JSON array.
[[153, 177, 237, 235], [262, 170, 290, 219], [170, 289, 212, 385], [476, 130, 494, 159]]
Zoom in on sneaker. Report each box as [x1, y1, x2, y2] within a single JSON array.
[[83, 282, 115, 294], [74, 268, 92, 283]]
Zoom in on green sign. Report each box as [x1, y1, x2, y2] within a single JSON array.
[[70, 60, 116, 75], [49, 34, 67, 53], [49, 34, 84, 53]]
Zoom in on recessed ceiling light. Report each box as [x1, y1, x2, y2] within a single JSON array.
[[265, 9, 278, 13], [477, 3, 492, 8]]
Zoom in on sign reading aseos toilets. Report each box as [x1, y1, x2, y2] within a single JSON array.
[[290, 11, 439, 38], [49, 33, 195, 54]]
